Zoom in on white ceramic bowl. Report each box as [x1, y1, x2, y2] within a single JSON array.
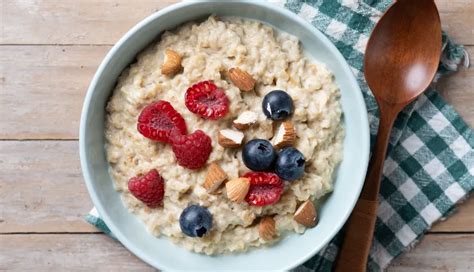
[[80, 1, 370, 270]]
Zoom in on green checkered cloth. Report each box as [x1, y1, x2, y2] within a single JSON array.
[[86, 0, 473, 271]]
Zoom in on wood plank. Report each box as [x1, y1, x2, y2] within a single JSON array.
[[435, 0, 474, 45], [0, 139, 472, 233], [436, 46, 474, 127], [0, 141, 97, 233], [1, 0, 178, 45], [0, 234, 154, 271], [0, 234, 471, 271], [1, 0, 472, 45], [388, 234, 474, 271], [0, 45, 109, 139]]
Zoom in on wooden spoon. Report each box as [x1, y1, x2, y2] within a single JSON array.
[[335, 0, 441, 271]]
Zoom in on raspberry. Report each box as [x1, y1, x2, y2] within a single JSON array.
[[128, 169, 165, 208], [185, 80, 229, 119], [170, 130, 212, 170], [137, 100, 187, 143], [243, 172, 284, 206]]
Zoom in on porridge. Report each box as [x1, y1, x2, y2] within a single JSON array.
[[105, 16, 343, 255]]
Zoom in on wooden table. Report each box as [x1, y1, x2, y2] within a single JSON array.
[[0, 1, 472, 270]]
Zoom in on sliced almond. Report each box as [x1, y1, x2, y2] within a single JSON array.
[[203, 163, 228, 193], [226, 178, 250, 203], [217, 129, 244, 148], [233, 111, 258, 130], [161, 49, 182, 76], [228, 67, 256, 92], [293, 200, 318, 227], [259, 216, 276, 241], [272, 121, 296, 148]]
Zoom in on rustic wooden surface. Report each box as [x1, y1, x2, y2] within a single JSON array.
[[0, 0, 472, 270]]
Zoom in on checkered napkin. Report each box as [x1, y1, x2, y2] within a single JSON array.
[[85, 0, 473, 271]]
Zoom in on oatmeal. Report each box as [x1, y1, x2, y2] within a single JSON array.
[[105, 16, 344, 255]]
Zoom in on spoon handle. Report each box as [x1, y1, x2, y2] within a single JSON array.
[[335, 100, 404, 272]]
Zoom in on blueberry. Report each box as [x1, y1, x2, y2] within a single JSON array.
[[262, 90, 294, 120], [242, 139, 277, 171], [275, 147, 305, 181], [179, 205, 212, 237]]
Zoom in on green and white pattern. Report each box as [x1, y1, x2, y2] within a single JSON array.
[[86, 1, 473, 271]]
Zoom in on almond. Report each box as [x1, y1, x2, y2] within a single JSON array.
[[293, 200, 318, 227], [203, 163, 228, 193], [233, 111, 258, 130], [161, 49, 182, 76], [272, 121, 296, 148], [228, 67, 256, 92], [226, 178, 250, 203], [217, 129, 244, 148], [259, 216, 276, 241]]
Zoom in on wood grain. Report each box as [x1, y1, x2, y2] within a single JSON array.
[[1, 0, 177, 45], [388, 234, 474, 271], [0, 234, 154, 271], [435, 0, 474, 45], [0, 141, 96, 233], [0, 233, 471, 271], [1, 0, 472, 45], [0, 45, 109, 139]]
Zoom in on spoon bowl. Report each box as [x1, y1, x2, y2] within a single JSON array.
[[365, 0, 442, 104]]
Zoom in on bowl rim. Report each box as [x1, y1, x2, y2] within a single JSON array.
[[80, 1, 370, 270]]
